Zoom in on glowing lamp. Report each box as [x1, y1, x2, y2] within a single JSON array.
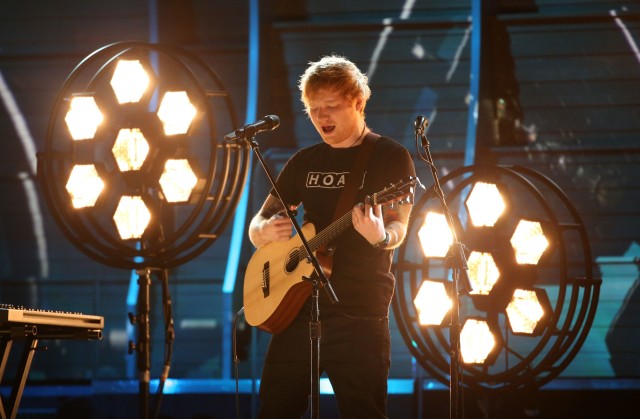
[[467, 251, 500, 295], [113, 195, 151, 240], [511, 220, 549, 265], [112, 128, 150, 172], [110, 59, 150, 104], [159, 159, 198, 203], [64, 96, 103, 141], [465, 182, 505, 227], [460, 319, 496, 364], [418, 212, 453, 257], [413, 280, 451, 326], [65, 164, 104, 208], [506, 288, 547, 335], [157, 91, 197, 136]]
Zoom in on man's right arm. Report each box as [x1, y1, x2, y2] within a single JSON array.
[[248, 194, 294, 248]]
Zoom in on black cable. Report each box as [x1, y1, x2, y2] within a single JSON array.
[[153, 268, 175, 419], [233, 307, 245, 419]]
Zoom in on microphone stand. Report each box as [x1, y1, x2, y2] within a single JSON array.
[[414, 117, 472, 419], [237, 133, 339, 419]]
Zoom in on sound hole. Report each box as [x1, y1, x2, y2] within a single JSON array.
[[285, 249, 300, 274]]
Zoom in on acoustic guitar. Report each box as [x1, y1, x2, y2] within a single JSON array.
[[243, 176, 420, 333]]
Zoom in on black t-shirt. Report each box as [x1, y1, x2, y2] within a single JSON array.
[[272, 136, 416, 317]]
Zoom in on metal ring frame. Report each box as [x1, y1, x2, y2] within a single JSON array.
[[393, 164, 601, 392], [38, 41, 247, 269]]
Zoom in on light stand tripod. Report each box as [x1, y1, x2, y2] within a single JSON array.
[[128, 266, 175, 419], [229, 122, 339, 419], [414, 116, 472, 419]]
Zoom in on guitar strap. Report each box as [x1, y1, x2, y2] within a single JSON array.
[[332, 131, 380, 222]]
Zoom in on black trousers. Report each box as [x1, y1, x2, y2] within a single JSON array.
[[258, 308, 391, 419]]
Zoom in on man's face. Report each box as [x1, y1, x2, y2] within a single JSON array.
[[305, 88, 363, 148]]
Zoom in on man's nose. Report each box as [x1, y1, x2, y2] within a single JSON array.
[[317, 108, 329, 119]]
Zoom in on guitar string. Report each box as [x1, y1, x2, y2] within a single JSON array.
[[298, 212, 352, 261], [294, 182, 416, 261], [295, 189, 395, 261]]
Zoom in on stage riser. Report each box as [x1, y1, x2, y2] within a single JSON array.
[[10, 389, 638, 419]]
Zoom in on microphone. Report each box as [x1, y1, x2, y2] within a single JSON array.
[[224, 115, 280, 142], [414, 115, 429, 136]]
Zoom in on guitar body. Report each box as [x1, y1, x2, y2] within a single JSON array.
[[243, 223, 317, 333]]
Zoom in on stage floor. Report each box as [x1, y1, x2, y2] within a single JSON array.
[[2, 378, 639, 418]]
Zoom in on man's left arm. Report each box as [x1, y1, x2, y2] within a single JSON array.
[[352, 199, 413, 250]]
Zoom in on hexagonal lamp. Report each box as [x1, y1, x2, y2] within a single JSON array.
[[112, 128, 150, 172], [506, 288, 549, 335], [414, 280, 451, 326], [467, 251, 500, 296], [113, 195, 151, 240], [511, 219, 549, 265], [460, 318, 496, 364], [64, 96, 103, 141], [65, 164, 104, 208], [418, 211, 453, 257], [159, 159, 198, 203], [110, 59, 151, 104], [157, 91, 197, 136], [465, 182, 505, 227]]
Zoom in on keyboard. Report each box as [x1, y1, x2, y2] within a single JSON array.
[[0, 303, 104, 339]]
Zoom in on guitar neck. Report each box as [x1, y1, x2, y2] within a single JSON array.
[[306, 210, 354, 254], [295, 177, 416, 260]]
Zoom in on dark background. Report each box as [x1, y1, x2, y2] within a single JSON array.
[[0, 0, 638, 418]]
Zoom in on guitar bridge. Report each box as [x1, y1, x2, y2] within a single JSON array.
[[262, 261, 270, 298]]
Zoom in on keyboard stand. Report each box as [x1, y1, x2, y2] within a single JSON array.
[[0, 325, 102, 419], [0, 330, 39, 419]]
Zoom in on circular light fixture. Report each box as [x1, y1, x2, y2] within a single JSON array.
[[38, 41, 248, 269], [393, 164, 601, 392]]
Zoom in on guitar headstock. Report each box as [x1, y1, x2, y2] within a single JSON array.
[[371, 176, 423, 206]]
